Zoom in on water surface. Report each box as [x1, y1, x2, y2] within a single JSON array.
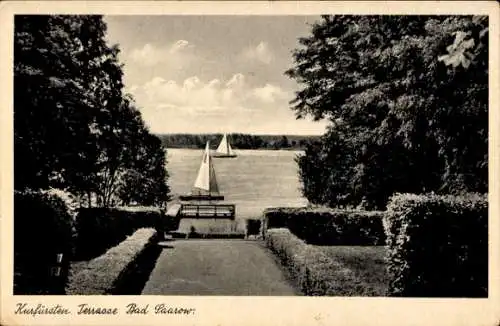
[[166, 148, 308, 219]]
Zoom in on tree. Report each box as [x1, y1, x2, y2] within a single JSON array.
[[287, 15, 488, 209], [15, 15, 96, 190], [14, 15, 171, 207], [117, 125, 171, 206], [278, 135, 290, 148]]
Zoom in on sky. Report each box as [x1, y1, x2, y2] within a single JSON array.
[[104, 15, 329, 135]]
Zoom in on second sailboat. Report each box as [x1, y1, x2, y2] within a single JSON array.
[[213, 133, 237, 158]]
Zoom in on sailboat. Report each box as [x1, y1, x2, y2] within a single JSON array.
[[213, 133, 237, 158], [179, 141, 225, 201]]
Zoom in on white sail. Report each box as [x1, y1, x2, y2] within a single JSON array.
[[193, 141, 219, 194], [215, 133, 236, 156]]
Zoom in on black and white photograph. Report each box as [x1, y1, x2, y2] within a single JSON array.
[[1, 1, 499, 326]]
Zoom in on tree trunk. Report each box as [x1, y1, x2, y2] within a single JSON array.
[[87, 191, 92, 208]]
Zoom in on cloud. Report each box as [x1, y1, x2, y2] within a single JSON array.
[[169, 40, 191, 53], [134, 73, 289, 109], [225, 73, 245, 88], [129, 73, 296, 133], [253, 83, 288, 103], [129, 40, 194, 67], [242, 41, 273, 64], [137, 75, 230, 115]]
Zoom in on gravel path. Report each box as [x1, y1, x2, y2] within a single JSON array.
[[141, 239, 300, 295]]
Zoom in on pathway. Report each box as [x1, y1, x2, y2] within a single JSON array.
[[141, 239, 300, 295]]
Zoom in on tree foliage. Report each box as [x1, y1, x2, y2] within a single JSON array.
[[14, 15, 170, 207], [287, 15, 488, 209]]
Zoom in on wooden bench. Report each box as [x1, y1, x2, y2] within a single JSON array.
[[179, 203, 235, 219]]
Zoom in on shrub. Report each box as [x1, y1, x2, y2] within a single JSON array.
[[384, 193, 488, 297], [263, 207, 302, 229], [42, 188, 80, 221], [66, 228, 158, 295], [265, 228, 379, 296], [246, 219, 262, 237], [14, 189, 75, 294], [74, 207, 168, 260], [263, 207, 385, 245], [171, 232, 246, 239]]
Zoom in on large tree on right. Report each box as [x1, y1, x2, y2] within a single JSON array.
[[287, 16, 488, 209]]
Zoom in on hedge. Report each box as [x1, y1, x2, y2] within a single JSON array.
[[263, 207, 385, 245], [265, 228, 379, 296], [246, 219, 262, 237], [74, 206, 178, 260], [42, 188, 80, 220], [14, 190, 75, 295], [384, 193, 488, 297], [66, 228, 158, 295], [171, 232, 246, 239]]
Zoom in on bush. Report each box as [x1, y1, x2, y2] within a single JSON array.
[[171, 232, 246, 239], [246, 219, 262, 237], [66, 228, 158, 295], [42, 188, 80, 220], [74, 207, 168, 260], [265, 228, 379, 296], [263, 207, 385, 245], [263, 207, 302, 229], [384, 193, 488, 297], [14, 190, 75, 294]]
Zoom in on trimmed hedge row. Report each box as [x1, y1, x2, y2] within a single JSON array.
[[14, 189, 174, 294], [265, 228, 379, 296], [246, 219, 262, 237], [263, 207, 385, 245], [14, 190, 75, 295], [66, 228, 158, 295], [75, 206, 179, 260], [171, 232, 246, 239], [385, 193, 488, 297]]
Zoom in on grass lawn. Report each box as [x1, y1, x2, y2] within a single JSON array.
[[317, 245, 389, 296]]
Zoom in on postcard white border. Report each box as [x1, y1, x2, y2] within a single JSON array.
[[1, 1, 499, 326]]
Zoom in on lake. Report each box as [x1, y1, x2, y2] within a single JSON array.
[[166, 148, 309, 221]]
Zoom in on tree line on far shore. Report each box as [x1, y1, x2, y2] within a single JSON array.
[[157, 133, 319, 150], [14, 15, 170, 207]]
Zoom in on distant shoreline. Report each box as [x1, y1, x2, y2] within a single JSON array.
[[165, 146, 306, 151], [155, 133, 322, 137], [156, 133, 320, 151]]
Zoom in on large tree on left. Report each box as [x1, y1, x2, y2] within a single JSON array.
[[15, 15, 112, 191], [14, 15, 170, 207]]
